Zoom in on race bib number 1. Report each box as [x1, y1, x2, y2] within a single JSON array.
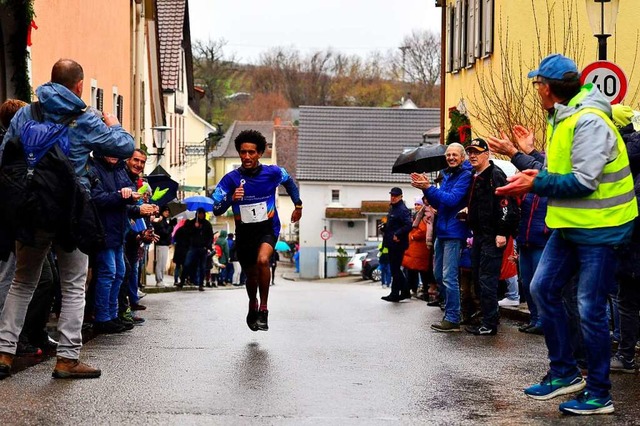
[[239, 201, 268, 223]]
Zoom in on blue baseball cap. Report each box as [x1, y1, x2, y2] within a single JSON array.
[[527, 54, 580, 80]]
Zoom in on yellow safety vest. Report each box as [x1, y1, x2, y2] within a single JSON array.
[[545, 102, 637, 229]]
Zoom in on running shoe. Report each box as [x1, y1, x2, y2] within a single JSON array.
[[559, 391, 614, 415], [610, 354, 637, 374], [524, 370, 585, 400], [256, 310, 269, 331], [246, 309, 259, 331]]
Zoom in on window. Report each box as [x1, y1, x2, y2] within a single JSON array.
[[331, 189, 340, 203], [116, 95, 124, 123], [446, 0, 494, 72], [96, 88, 104, 112]]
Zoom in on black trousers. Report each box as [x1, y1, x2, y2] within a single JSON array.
[[389, 248, 408, 297], [471, 234, 505, 329]]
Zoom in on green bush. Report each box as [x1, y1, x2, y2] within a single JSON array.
[[336, 247, 349, 273]]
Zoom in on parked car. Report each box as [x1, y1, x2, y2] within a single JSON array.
[[347, 252, 368, 276], [361, 249, 381, 281]]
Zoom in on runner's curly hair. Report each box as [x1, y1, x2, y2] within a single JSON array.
[[234, 129, 267, 154]]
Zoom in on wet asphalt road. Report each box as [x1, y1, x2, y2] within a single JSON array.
[[0, 267, 638, 425]]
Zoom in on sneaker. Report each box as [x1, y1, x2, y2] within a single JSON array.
[[130, 303, 147, 311], [52, 356, 101, 379], [431, 320, 461, 332], [198, 286, 205, 292], [137, 290, 146, 299], [0, 352, 14, 380], [113, 318, 134, 331], [426, 300, 441, 307], [524, 371, 585, 400], [93, 320, 126, 334], [610, 354, 637, 373], [559, 391, 614, 415], [465, 325, 497, 336], [246, 309, 259, 331], [256, 310, 269, 331], [16, 341, 43, 357], [498, 297, 519, 307]]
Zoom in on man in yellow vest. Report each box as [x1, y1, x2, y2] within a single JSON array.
[[497, 54, 638, 416]]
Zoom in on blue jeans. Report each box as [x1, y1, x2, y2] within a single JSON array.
[[126, 252, 140, 305], [531, 230, 616, 398], [434, 238, 463, 324], [379, 262, 391, 286], [471, 235, 505, 329], [518, 246, 544, 327], [94, 246, 125, 322]]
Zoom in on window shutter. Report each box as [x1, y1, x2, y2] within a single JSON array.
[[446, 5, 454, 73], [453, 0, 461, 71], [474, 0, 482, 58], [460, 0, 467, 69], [117, 95, 124, 123], [467, 0, 476, 66], [483, 0, 494, 55], [96, 88, 104, 112]]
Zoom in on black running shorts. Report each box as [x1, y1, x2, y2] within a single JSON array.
[[235, 222, 277, 269]]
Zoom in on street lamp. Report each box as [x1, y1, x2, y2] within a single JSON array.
[[204, 123, 224, 196], [150, 125, 171, 158], [585, 0, 620, 61]]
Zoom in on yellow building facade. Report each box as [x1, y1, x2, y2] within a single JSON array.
[[440, 0, 640, 143]]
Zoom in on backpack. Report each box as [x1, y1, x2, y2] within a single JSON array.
[[0, 102, 104, 254]]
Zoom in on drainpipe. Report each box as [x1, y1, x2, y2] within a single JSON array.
[[440, 3, 446, 146], [133, 0, 144, 148]]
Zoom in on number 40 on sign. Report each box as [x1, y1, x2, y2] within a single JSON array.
[[580, 61, 628, 105]]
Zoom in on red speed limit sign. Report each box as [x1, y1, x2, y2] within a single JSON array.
[[320, 229, 332, 241], [580, 61, 628, 105]]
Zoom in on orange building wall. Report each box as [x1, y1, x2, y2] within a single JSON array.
[[29, 0, 132, 131]]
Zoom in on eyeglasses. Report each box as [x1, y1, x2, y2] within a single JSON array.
[[532, 80, 546, 87], [466, 150, 487, 157]]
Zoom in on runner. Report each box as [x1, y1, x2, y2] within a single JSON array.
[[211, 130, 302, 331]]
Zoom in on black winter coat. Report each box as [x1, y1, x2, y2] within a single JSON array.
[[467, 161, 520, 238]]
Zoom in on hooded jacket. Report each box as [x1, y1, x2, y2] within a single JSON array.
[[423, 161, 472, 240], [533, 84, 636, 245], [0, 83, 134, 188]]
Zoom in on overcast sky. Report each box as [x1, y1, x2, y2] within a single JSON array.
[[188, 0, 442, 64]]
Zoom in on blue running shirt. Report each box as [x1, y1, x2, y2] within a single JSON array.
[[211, 164, 300, 236]]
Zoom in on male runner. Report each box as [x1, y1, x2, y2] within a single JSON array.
[[212, 130, 302, 331]]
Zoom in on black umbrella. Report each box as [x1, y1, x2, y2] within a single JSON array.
[[392, 144, 448, 174], [146, 174, 179, 207], [167, 200, 188, 218]]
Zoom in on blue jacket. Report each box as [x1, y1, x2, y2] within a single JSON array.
[[516, 193, 549, 248], [88, 158, 137, 248], [0, 82, 134, 188], [423, 161, 472, 240]]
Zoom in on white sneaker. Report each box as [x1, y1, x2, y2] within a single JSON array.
[[137, 290, 147, 299], [498, 297, 519, 307]]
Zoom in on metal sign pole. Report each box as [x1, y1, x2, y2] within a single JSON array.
[[323, 226, 327, 279]]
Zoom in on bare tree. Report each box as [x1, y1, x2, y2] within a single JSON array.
[[192, 38, 238, 123], [470, 0, 586, 152], [391, 30, 442, 87]]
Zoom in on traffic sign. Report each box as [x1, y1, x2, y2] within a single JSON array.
[[320, 229, 332, 241], [580, 61, 628, 105]]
